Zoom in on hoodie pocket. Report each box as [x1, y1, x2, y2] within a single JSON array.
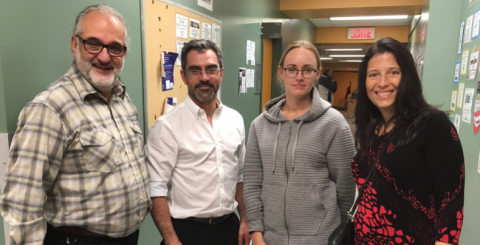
[[286, 184, 326, 235]]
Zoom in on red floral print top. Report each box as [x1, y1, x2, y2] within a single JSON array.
[[352, 112, 464, 245]]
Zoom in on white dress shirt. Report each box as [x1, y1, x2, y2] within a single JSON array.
[[147, 95, 245, 219]]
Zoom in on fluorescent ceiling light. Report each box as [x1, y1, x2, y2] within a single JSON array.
[[320, 57, 332, 60], [329, 55, 365, 57], [330, 15, 408, 21], [339, 60, 362, 62], [325, 49, 362, 51]]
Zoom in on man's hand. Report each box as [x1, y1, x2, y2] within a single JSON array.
[[238, 220, 251, 245], [251, 231, 266, 245]]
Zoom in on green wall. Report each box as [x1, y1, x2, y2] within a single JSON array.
[[422, 0, 479, 243], [0, 53, 6, 133], [0, 0, 145, 134]]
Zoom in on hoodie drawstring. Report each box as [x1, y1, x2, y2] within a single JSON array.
[[272, 122, 282, 174], [291, 121, 303, 172], [292, 121, 303, 172]]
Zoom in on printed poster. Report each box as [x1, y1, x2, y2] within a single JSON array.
[[212, 23, 221, 47], [246, 69, 255, 88], [161, 52, 179, 91], [246, 40, 255, 65], [464, 15, 474, 43], [461, 50, 469, 74], [176, 14, 188, 39], [454, 61, 461, 83], [473, 9, 480, 39], [238, 68, 246, 94], [470, 46, 479, 80], [197, 0, 213, 11], [189, 18, 200, 39], [202, 22, 212, 40], [458, 83, 465, 109], [458, 21, 465, 55], [454, 114, 461, 133], [176, 40, 185, 66], [451, 90, 458, 111], [474, 81, 480, 133], [462, 88, 474, 123]]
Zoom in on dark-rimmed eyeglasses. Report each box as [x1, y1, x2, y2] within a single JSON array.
[[76, 35, 127, 57], [283, 67, 317, 78], [185, 68, 221, 78]]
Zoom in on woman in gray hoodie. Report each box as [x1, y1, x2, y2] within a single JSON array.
[[243, 40, 356, 245]]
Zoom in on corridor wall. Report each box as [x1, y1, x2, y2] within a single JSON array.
[[422, 0, 479, 243]]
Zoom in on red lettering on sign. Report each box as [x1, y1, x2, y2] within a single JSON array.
[[350, 28, 373, 39]]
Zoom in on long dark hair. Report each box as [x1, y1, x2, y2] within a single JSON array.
[[355, 37, 436, 151]]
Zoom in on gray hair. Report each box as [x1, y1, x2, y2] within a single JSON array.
[[73, 5, 129, 46], [181, 39, 223, 71]]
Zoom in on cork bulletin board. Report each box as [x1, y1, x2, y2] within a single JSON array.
[[143, 0, 222, 129]]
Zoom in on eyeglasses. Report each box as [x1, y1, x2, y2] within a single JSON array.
[[283, 67, 317, 78], [185, 68, 221, 78], [76, 35, 127, 57]]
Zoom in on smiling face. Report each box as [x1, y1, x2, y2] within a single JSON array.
[[71, 11, 127, 98], [278, 47, 321, 99], [366, 52, 401, 121]]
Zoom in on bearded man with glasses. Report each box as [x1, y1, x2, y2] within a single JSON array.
[[146, 39, 250, 245], [0, 5, 151, 245]]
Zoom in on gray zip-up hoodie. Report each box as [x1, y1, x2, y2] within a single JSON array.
[[244, 88, 356, 245]]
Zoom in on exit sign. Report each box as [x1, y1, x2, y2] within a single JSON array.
[[348, 27, 375, 39]]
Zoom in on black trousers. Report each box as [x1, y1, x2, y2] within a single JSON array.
[[161, 213, 240, 245], [44, 225, 139, 245]]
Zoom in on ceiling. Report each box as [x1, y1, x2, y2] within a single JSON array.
[[312, 17, 417, 63], [309, 16, 414, 28], [278, 0, 423, 68]]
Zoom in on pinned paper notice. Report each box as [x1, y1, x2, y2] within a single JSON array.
[[461, 50, 469, 74], [176, 14, 188, 39], [457, 83, 465, 108], [189, 18, 200, 39], [246, 69, 255, 88], [246, 40, 255, 66], [465, 15, 474, 43], [462, 88, 474, 123], [458, 21, 465, 55], [451, 90, 458, 111], [212, 23, 221, 47], [202, 22, 212, 40], [457, 83, 465, 109]]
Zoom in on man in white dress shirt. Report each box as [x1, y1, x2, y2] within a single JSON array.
[[146, 39, 250, 245]]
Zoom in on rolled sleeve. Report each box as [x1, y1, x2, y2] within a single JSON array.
[[146, 118, 178, 197]]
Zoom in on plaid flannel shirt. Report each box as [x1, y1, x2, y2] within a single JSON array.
[[0, 63, 151, 245]]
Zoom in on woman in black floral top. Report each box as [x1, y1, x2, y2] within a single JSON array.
[[352, 37, 464, 245]]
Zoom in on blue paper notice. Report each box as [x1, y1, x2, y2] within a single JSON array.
[[162, 51, 179, 91]]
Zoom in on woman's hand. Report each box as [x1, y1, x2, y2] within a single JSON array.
[[251, 231, 267, 245]]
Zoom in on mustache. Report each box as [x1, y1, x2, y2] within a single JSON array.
[[194, 82, 214, 89], [91, 61, 114, 69]]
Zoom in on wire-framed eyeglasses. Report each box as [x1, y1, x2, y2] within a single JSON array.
[[76, 35, 127, 57], [283, 67, 317, 78], [185, 68, 221, 78]]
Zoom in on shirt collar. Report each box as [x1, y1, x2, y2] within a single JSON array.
[[184, 94, 223, 117], [68, 61, 126, 101]]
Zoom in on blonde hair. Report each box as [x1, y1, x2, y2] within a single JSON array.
[[276, 40, 322, 91]]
